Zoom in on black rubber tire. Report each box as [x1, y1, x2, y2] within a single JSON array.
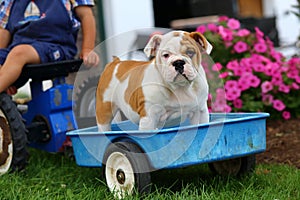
[[103, 141, 152, 198], [0, 93, 28, 174], [238, 155, 256, 175], [73, 76, 99, 128], [73, 76, 99, 118], [208, 155, 256, 176]]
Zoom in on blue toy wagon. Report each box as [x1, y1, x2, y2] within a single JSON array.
[[67, 112, 269, 198]]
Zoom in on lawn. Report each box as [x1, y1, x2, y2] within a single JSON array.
[[1, 148, 299, 200]]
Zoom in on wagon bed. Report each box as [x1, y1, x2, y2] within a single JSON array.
[[68, 112, 269, 170]]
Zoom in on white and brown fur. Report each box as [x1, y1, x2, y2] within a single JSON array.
[[96, 31, 212, 131]]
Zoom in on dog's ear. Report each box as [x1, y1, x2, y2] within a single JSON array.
[[189, 32, 213, 55], [144, 34, 163, 57]]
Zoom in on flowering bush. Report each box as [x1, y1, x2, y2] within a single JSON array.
[[196, 16, 300, 120]]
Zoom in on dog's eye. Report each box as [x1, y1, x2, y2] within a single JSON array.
[[186, 50, 195, 58], [162, 53, 170, 59]]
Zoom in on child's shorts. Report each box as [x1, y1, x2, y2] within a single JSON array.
[[0, 48, 9, 65], [0, 41, 76, 65]]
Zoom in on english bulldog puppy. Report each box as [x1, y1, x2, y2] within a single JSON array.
[[96, 31, 212, 131]]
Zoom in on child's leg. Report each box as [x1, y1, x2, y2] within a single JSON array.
[[0, 44, 40, 93], [0, 28, 11, 49]]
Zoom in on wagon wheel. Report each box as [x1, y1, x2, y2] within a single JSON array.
[[0, 93, 28, 175], [103, 142, 151, 199], [208, 155, 256, 176]]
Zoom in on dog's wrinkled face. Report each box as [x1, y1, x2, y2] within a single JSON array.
[[144, 31, 212, 86]]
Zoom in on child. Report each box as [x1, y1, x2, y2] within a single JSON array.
[[0, 0, 99, 94]]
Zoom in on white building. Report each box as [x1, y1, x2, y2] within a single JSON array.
[[101, 0, 299, 59]]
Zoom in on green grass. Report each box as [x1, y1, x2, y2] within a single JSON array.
[[1, 148, 299, 200]]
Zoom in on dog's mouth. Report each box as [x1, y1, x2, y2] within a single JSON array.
[[174, 73, 192, 84]]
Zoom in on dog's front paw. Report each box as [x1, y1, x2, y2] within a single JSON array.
[[139, 116, 157, 131], [97, 124, 111, 132]]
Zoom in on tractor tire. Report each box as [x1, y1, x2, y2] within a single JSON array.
[[73, 76, 99, 128], [0, 93, 28, 175], [73, 76, 99, 118]]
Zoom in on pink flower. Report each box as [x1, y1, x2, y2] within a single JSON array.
[[282, 111, 291, 120], [271, 74, 283, 86], [219, 16, 229, 22], [249, 75, 261, 88], [216, 88, 226, 97], [233, 67, 243, 76], [225, 80, 238, 90], [238, 77, 251, 91], [227, 60, 247, 76], [196, 25, 206, 34], [253, 54, 271, 64], [213, 100, 231, 113], [225, 80, 241, 100], [262, 94, 273, 105], [278, 84, 290, 93], [212, 63, 223, 71], [218, 26, 233, 41], [253, 63, 265, 72], [239, 72, 254, 85], [219, 72, 229, 79], [266, 37, 274, 48], [225, 104, 232, 113], [212, 104, 225, 112], [212, 90, 227, 112], [208, 94, 213, 101], [261, 81, 273, 93], [226, 88, 241, 101], [234, 41, 248, 53], [207, 23, 218, 32], [226, 60, 239, 70], [288, 57, 300, 66], [254, 42, 267, 53], [227, 18, 240, 30], [198, 16, 300, 120], [264, 62, 279, 76], [237, 29, 250, 37], [292, 83, 300, 90], [255, 27, 264, 38], [272, 99, 286, 111], [270, 50, 283, 63], [233, 99, 243, 109], [240, 57, 253, 69], [287, 69, 299, 79], [223, 33, 233, 42]]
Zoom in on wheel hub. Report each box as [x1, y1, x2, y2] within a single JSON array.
[[116, 169, 126, 185], [105, 151, 135, 198]]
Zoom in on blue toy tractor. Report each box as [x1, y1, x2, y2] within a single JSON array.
[[0, 59, 97, 175]]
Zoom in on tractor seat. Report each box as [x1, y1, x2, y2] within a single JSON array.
[[14, 59, 83, 87], [22, 59, 83, 81]]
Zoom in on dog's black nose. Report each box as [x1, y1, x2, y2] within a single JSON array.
[[172, 60, 185, 74]]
